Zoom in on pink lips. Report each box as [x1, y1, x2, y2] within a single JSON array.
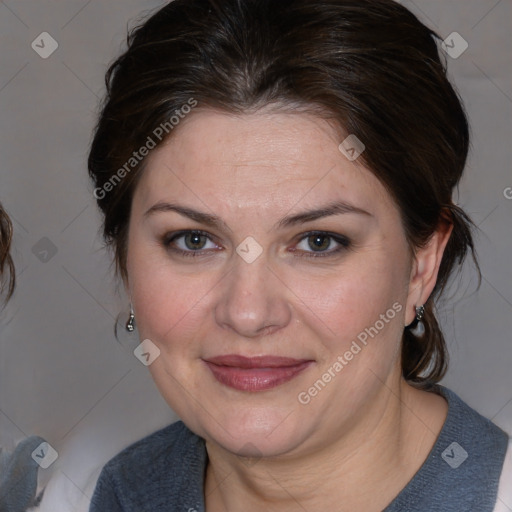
[[203, 354, 313, 391]]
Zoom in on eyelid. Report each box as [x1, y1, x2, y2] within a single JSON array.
[[161, 229, 351, 258], [291, 230, 351, 257], [163, 229, 218, 245], [295, 230, 351, 245], [162, 229, 222, 257]]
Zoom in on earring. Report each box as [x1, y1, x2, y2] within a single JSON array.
[[125, 303, 136, 332], [409, 305, 425, 337]]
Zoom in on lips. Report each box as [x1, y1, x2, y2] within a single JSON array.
[[203, 354, 313, 391]]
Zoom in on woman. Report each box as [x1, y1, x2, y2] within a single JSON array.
[[88, 0, 511, 510]]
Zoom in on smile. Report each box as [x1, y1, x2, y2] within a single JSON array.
[[203, 355, 314, 391]]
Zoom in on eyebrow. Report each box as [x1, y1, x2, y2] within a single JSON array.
[[144, 202, 231, 231], [143, 200, 372, 230], [276, 201, 372, 229]]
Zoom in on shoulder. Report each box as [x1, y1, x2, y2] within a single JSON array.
[[386, 385, 510, 512], [434, 385, 509, 446], [433, 385, 510, 509], [90, 421, 206, 511]]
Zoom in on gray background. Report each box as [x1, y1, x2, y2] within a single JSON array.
[[0, 1, 510, 510]]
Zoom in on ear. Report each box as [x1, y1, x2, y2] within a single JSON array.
[[405, 215, 453, 325]]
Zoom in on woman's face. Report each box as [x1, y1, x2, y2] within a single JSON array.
[[126, 109, 419, 458]]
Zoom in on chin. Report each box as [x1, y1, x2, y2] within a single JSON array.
[[198, 405, 312, 459]]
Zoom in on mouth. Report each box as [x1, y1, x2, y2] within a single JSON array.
[[203, 355, 314, 392]]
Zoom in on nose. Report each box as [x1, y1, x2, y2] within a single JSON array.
[[214, 254, 292, 339]]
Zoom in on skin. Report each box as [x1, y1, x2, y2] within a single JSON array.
[[125, 109, 452, 511]]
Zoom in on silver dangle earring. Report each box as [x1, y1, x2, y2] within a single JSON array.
[[126, 303, 136, 332], [410, 305, 425, 337]]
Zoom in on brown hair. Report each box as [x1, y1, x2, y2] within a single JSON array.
[[88, 0, 479, 387], [0, 203, 15, 304]]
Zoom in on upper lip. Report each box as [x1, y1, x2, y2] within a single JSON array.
[[204, 355, 312, 368]]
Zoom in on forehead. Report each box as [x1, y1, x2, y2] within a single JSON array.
[[134, 109, 395, 218]]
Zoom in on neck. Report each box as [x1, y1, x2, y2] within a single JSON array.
[[204, 379, 448, 512]]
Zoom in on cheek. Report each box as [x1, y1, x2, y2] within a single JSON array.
[[127, 252, 220, 419], [132, 270, 216, 352], [287, 264, 407, 420], [283, 259, 409, 401], [288, 257, 406, 341], [126, 241, 219, 352]]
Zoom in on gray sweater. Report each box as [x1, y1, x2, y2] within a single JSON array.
[[89, 385, 509, 511]]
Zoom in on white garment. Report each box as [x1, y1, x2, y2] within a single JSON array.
[[494, 439, 512, 512]]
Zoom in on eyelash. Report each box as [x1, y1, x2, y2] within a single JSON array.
[[161, 230, 351, 259]]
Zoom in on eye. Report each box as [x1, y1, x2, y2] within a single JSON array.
[[294, 231, 350, 257], [162, 230, 220, 256]]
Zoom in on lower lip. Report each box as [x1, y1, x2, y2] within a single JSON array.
[[204, 361, 312, 391]]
